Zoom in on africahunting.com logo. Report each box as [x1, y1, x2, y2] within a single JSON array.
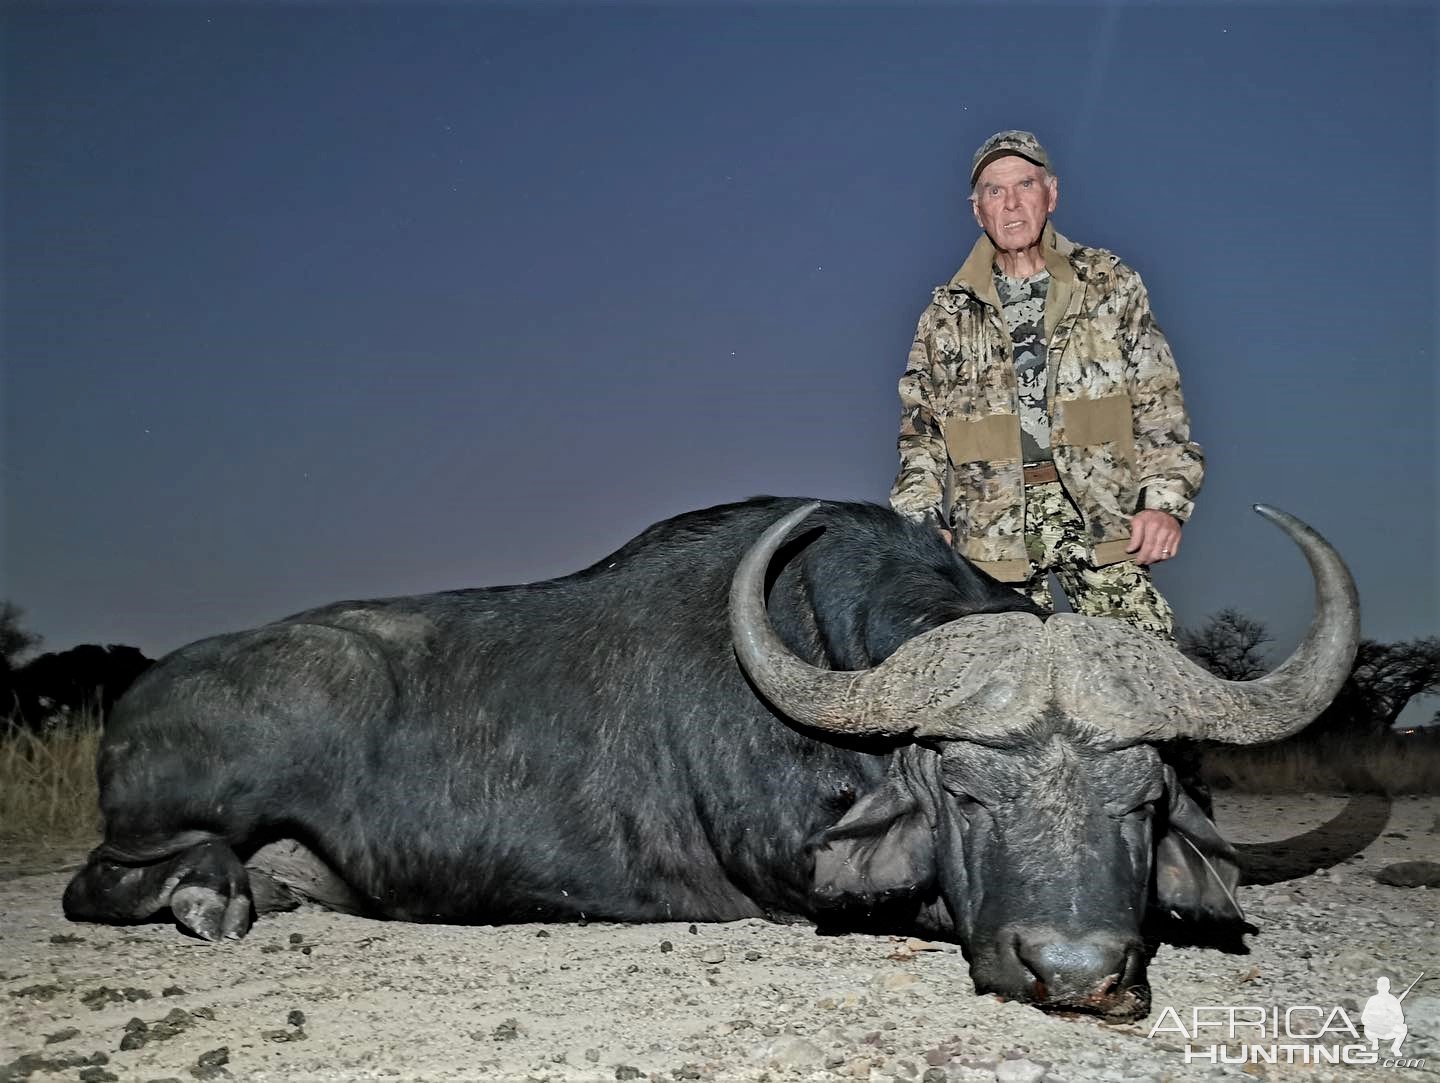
[[1149, 972, 1426, 1069]]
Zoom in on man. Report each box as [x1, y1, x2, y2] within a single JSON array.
[[1361, 976, 1411, 1057], [889, 130, 1202, 640]]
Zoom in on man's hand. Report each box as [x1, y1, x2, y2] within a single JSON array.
[[939, 528, 953, 546], [1127, 509, 1181, 565]]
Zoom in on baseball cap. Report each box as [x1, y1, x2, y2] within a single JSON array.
[[970, 130, 1050, 188]]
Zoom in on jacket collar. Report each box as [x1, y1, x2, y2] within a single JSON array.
[[947, 221, 1076, 311]]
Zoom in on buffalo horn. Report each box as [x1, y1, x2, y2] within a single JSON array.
[[1048, 504, 1360, 745], [728, 502, 1048, 739]]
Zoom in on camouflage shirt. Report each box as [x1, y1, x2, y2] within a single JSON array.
[[994, 268, 1051, 462], [889, 224, 1204, 582]]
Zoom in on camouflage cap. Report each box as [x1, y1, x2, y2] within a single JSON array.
[[969, 130, 1051, 188]]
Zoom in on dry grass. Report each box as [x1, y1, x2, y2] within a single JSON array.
[[0, 710, 102, 862], [1201, 729, 1440, 795]]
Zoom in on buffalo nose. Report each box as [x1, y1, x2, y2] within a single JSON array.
[[1016, 935, 1130, 1000]]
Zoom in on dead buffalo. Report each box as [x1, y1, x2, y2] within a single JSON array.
[[63, 497, 1358, 1018]]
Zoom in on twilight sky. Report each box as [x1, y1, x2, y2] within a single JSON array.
[[3, 4, 1436, 707]]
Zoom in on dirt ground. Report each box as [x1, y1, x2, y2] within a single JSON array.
[[3, 794, 1437, 1083]]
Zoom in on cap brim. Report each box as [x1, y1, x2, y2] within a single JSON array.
[[970, 149, 1046, 188]]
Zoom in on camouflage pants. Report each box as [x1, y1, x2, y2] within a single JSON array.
[[1017, 481, 1175, 642]]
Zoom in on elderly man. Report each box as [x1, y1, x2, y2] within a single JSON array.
[[889, 130, 1202, 639]]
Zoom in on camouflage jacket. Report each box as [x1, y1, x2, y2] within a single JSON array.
[[889, 224, 1204, 582]]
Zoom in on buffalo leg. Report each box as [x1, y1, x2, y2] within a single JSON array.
[[246, 838, 366, 915], [64, 838, 254, 941]]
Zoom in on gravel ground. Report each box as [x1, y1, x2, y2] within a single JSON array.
[[2, 794, 1437, 1083]]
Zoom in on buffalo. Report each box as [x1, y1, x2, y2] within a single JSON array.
[[63, 497, 1358, 1019]]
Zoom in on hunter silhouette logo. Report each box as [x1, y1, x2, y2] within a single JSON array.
[[1362, 972, 1421, 1057]]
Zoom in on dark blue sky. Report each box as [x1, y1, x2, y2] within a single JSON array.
[[4, 4, 1436, 712]]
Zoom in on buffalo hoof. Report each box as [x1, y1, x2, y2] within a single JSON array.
[[170, 884, 253, 941], [167, 839, 254, 940]]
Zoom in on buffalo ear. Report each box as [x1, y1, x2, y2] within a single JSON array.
[[1154, 766, 1244, 925], [809, 767, 936, 912]]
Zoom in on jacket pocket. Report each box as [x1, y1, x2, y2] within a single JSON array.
[[948, 459, 1025, 558], [1053, 395, 1138, 549], [1055, 394, 1133, 456], [943, 413, 1022, 465]]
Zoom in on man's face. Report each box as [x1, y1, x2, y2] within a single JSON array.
[[971, 156, 1058, 256]]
